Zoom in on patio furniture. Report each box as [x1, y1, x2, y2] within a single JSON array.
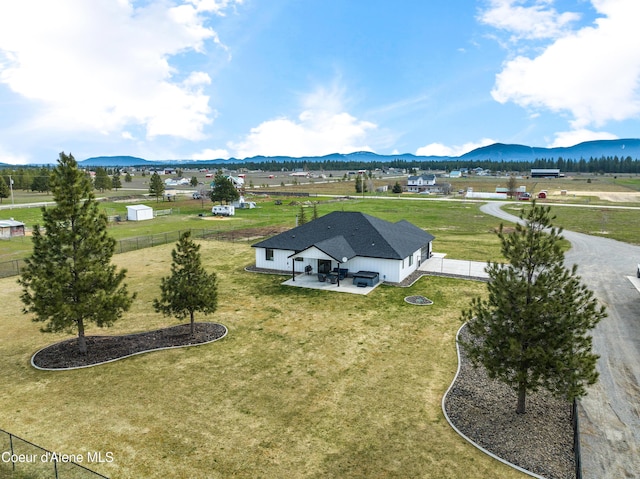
[[331, 268, 349, 280], [317, 273, 327, 282], [328, 274, 338, 284], [305, 265, 313, 275]]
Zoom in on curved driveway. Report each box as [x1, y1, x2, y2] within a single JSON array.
[[481, 202, 640, 479]]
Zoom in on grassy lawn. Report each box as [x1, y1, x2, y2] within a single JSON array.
[[0, 239, 527, 479]]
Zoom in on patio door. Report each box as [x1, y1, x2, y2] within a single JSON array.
[[318, 259, 332, 274]]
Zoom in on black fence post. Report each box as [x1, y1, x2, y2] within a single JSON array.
[[9, 432, 15, 472]]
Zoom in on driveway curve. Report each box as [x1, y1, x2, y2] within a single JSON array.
[[480, 202, 640, 479]]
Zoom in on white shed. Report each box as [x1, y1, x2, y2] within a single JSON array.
[[126, 205, 153, 221]]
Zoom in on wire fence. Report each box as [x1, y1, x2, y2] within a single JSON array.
[[0, 228, 250, 279], [0, 428, 109, 479]]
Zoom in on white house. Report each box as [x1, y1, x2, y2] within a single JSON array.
[[126, 205, 153, 221], [252, 211, 435, 284], [406, 174, 436, 193]]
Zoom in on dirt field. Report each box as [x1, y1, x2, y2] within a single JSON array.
[[549, 191, 640, 202]]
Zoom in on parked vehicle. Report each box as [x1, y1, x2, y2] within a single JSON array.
[[212, 205, 235, 216], [192, 192, 202, 199]]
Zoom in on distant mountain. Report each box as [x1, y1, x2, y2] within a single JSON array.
[[78, 155, 153, 167], [78, 139, 640, 167], [460, 139, 640, 162]]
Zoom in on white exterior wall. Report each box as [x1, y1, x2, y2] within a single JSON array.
[[127, 205, 153, 221], [256, 248, 294, 271], [255, 247, 430, 283]]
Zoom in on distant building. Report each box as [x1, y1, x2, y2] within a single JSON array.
[[531, 168, 560, 178], [406, 174, 436, 193], [0, 219, 25, 238]]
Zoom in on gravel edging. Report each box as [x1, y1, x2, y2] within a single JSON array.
[[31, 322, 228, 371], [443, 323, 576, 479]]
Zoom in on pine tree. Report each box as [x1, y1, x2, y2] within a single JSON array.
[[124, 172, 133, 183], [153, 231, 218, 336], [209, 172, 239, 204], [93, 167, 112, 192], [298, 204, 307, 225], [149, 172, 165, 202], [392, 181, 403, 194], [19, 152, 135, 353], [112, 171, 122, 190], [460, 202, 606, 414], [0, 176, 10, 203], [190, 176, 198, 187]]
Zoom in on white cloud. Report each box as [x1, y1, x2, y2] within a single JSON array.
[[549, 129, 618, 148], [228, 86, 377, 158], [0, 0, 239, 140], [416, 138, 497, 157], [480, 0, 581, 40], [489, 0, 640, 129], [0, 145, 29, 165], [191, 148, 229, 160]]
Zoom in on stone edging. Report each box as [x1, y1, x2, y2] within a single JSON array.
[[30, 324, 228, 371], [441, 323, 547, 479]]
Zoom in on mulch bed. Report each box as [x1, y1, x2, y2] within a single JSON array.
[[32, 322, 227, 370]]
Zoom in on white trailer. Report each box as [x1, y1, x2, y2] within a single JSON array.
[[212, 205, 235, 216]]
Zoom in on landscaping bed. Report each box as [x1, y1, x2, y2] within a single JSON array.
[[32, 322, 227, 369]]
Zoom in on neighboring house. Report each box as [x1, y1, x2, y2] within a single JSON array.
[[0, 219, 25, 238], [406, 174, 436, 193], [252, 211, 435, 283]]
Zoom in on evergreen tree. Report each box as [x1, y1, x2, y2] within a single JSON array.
[[19, 152, 135, 353], [153, 231, 218, 336], [93, 167, 112, 192], [124, 172, 132, 183], [311, 202, 318, 221], [355, 175, 363, 193], [392, 181, 403, 194], [112, 171, 122, 190], [30, 168, 50, 193], [298, 204, 307, 225], [506, 175, 517, 198], [149, 172, 165, 202], [0, 175, 10, 203], [460, 202, 606, 414], [209, 172, 239, 204], [190, 176, 198, 187]]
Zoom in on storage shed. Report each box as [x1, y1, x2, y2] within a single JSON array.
[[126, 205, 153, 221], [0, 219, 25, 238]]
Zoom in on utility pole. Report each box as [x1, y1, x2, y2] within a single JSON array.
[[9, 174, 14, 205]]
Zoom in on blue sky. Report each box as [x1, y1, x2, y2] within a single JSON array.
[[1, 0, 639, 164]]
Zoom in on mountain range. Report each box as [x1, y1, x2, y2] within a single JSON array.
[[4, 139, 639, 168]]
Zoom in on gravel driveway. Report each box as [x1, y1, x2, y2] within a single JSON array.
[[480, 202, 640, 479]]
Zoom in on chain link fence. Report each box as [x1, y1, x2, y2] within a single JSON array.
[[0, 428, 109, 479], [0, 228, 248, 279]]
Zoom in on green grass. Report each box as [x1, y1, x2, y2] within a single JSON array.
[[501, 202, 640, 244], [0, 240, 528, 479]]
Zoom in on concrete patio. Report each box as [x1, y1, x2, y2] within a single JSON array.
[[282, 272, 381, 295]]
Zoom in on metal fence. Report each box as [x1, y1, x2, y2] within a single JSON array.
[[573, 399, 582, 479], [0, 428, 109, 479], [0, 228, 249, 279]]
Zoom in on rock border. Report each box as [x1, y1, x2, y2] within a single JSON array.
[[404, 295, 434, 305], [441, 323, 548, 479], [31, 323, 228, 371]]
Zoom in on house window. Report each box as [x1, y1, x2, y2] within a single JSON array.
[[265, 248, 274, 261], [409, 255, 413, 266]]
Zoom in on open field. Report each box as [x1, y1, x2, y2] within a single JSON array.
[[0, 239, 528, 479]]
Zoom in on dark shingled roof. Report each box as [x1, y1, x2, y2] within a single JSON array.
[[252, 211, 435, 260]]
